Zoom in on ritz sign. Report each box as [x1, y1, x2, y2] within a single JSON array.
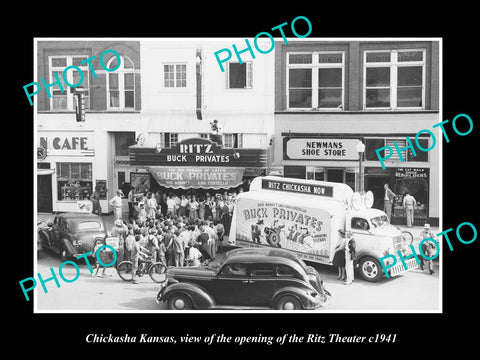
[[179, 143, 214, 154]]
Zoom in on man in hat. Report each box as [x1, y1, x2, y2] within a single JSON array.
[[109, 189, 124, 221], [420, 223, 437, 275]]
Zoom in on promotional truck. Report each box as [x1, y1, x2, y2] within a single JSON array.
[[228, 176, 418, 282]]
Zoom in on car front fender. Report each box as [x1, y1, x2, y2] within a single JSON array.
[[162, 282, 216, 309]]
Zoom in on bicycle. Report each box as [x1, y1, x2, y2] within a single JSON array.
[[117, 252, 167, 283]]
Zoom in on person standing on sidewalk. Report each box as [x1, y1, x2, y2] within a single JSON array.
[[344, 231, 356, 285], [109, 190, 124, 221], [420, 223, 437, 275], [403, 192, 417, 228], [172, 230, 185, 267], [127, 187, 134, 220], [111, 219, 128, 262], [383, 184, 396, 222], [90, 186, 102, 216], [333, 230, 346, 281]]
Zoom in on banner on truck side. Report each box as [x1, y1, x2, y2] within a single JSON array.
[[235, 198, 331, 263]]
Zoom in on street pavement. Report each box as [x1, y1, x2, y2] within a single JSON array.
[[34, 247, 439, 312], [35, 211, 440, 312]]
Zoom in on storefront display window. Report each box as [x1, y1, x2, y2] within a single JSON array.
[[345, 171, 356, 191], [57, 162, 93, 201], [306, 167, 325, 181], [393, 168, 429, 222]]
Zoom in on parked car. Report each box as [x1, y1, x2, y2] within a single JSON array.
[[156, 247, 331, 310], [37, 212, 108, 261]]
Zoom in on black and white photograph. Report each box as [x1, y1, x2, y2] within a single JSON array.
[[31, 37, 442, 313], [10, 6, 479, 354]]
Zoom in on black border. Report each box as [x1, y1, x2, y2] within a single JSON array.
[[10, 4, 479, 354]]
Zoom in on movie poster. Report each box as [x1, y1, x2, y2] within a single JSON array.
[[235, 198, 331, 262]]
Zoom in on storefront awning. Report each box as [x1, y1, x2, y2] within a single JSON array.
[[37, 168, 55, 176], [150, 166, 245, 190]]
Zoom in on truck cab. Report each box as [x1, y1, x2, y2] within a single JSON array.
[[345, 208, 409, 281]]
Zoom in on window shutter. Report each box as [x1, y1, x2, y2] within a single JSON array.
[[247, 62, 253, 88]]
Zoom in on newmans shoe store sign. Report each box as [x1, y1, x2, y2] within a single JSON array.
[[283, 137, 361, 161]]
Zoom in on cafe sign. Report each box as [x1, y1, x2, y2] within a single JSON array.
[[284, 137, 360, 161], [38, 131, 95, 157], [150, 166, 244, 189]]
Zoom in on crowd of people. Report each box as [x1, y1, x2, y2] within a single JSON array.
[[106, 188, 244, 283]]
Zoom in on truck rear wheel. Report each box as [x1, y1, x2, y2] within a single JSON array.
[[359, 256, 383, 282]]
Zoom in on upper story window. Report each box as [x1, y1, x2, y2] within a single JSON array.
[[49, 56, 90, 111], [164, 64, 187, 88], [158, 132, 179, 148], [364, 49, 425, 110], [287, 52, 344, 110], [223, 133, 243, 148], [107, 55, 135, 110], [114, 132, 136, 156], [227, 62, 253, 89]]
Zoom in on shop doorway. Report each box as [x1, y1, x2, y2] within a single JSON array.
[[37, 174, 53, 213], [365, 175, 391, 210], [115, 168, 134, 220]]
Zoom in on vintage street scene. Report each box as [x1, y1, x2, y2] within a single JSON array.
[[34, 38, 441, 312]]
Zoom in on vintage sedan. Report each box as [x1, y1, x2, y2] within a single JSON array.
[[156, 247, 331, 310], [37, 212, 108, 261]]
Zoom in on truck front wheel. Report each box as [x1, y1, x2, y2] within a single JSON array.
[[358, 256, 383, 282]]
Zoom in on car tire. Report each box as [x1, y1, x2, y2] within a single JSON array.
[[275, 295, 302, 310], [359, 256, 383, 282], [167, 293, 193, 310]]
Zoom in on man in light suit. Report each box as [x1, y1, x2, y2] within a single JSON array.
[[383, 184, 396, 222], [403, 192, 417, 228]]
